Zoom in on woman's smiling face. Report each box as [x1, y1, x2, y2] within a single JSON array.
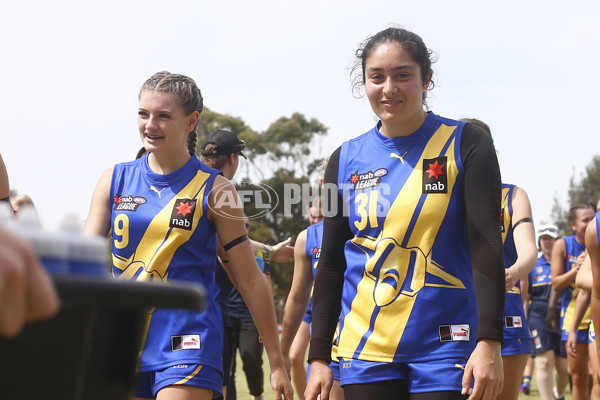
[[364, 41, 431, 138]]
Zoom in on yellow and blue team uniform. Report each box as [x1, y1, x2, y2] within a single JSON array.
[[499, 184, 532, 356], [528, 255, 565, 357], [109, 153, 223, 397], [335, 113, 480, 392], [304, 221, 342, 381], [559, 235, 590, 343], [589, 212, 600, 345], [303, 220, 323, 325]]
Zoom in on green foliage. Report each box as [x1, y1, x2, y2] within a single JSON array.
[[550, 196, 571, 236], [197, 108, 254, 142], [256, 169, 314, 299], [551, 154, 600, 234], [203, 108, 328, 301]]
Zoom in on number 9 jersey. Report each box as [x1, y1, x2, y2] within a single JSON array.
[[108, 153, 223, 374]]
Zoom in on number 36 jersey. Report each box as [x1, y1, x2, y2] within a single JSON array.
[[108, 154, 223, 373], [335, 112, 476, 363]]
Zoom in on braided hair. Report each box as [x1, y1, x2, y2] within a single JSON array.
[[140, 71, 203, 155]]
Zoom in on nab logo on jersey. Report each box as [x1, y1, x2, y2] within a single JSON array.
[[113, 194, 147, 211], [500, 207, 505, 233], [312, 246, 321, 259], [349, 168, 388, 190], [422, 157, 447, 194], [170, 198, 197, 231]]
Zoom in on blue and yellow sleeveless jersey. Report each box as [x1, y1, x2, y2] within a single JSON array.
[[528, 255, 553, 320], [109, 154, 223, 372], [500, 183, 531, 342], [335, 112, 476, 363], [559, 234, 590, 339], [306, 220, 323, 280], [305, 220, 340, 361], [303, 220, 323, 322]]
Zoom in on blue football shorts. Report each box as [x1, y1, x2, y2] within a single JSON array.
[[135, 364, 222, 398], [562, 327, 589, 344], [338, 357, 468, 393], [501, 338, 532, 357]]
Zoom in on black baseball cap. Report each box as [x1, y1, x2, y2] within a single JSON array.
[[201, 129, 247, 159]]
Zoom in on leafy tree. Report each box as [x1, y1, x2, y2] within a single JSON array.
[[197, 108, 256, 142], [196, 109, 328, 300], [257, 113, 328, 179], [551, 154, 600, 234]]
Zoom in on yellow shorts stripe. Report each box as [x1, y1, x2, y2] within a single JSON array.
[[174, 365, 203, 385]]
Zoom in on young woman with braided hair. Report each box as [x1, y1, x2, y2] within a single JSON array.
[[83, 71, 292, 400]]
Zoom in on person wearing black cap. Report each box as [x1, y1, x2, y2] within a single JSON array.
[[200, 129, 292, 400], [202, 129, 248, 160]]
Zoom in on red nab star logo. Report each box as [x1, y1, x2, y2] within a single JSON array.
[[170, 198, 197, 231], [312, 247, 319, 255], [422, 156, 448, 194], [426, 160, 445, 179], [176, 201, 194, 217], [349, 173, 359, 184], [114, 195, 122, 204]]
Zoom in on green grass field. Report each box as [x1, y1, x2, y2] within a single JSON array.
[[231, 349, 563, 400], [230, 347, 274, 400]]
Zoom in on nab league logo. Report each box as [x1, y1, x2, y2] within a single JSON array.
[[349, 168, 388, 190], [113, 194, 147, 211], [500, 207, 505, 233], [422, 157, 447, 194], [312, 246, 321, 259], [170, 198, 197, 231]]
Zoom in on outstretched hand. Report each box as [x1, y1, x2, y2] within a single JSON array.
[[271, 237, 294, 263]]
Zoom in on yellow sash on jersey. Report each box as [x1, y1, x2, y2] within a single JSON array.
[[340, 124, 466, 362], [113, 169, 211, 282]]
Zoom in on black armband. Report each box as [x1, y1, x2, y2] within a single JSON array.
[[223, 234, 249, 251], [513, 217, 533, 230]]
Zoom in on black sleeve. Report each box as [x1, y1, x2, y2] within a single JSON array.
[[307, 126, 506, 362], [461, 123, 505, 343], [307, 147, 353, 363]]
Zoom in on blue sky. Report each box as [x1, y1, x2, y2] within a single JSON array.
[[1, 0, 598, 231]]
